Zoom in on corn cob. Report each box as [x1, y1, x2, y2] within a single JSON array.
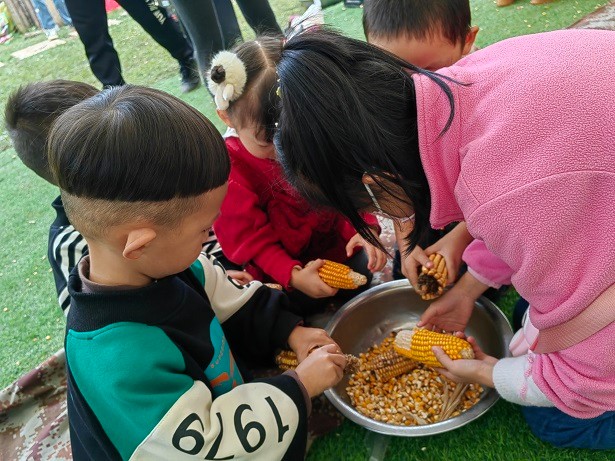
[[264, 283, 283, 290], [393, 329, 474, 368], [374, 357, 418, 382], [417, 253, 447, 300], [366, 348, 406, 370], [274, 349, 361, 373], [275, 349, 299, 371], [318, 260, 368, 289]]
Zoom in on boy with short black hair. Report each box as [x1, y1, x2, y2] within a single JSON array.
[[5, 80, 98, 312], [5, 81, 251, 313], [363, 0, 479, 70], [47, 84, 345, 460]]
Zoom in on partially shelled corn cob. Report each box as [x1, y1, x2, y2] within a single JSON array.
[[367, 349, 419, 382], [275, 349, 360, 374], [394, 329, 474, 368], [417, 253, 447, 300], [318, 260, 367, 289], [275, 350, 300, 371]]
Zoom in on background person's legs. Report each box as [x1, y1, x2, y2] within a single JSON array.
[[172, 0, 282, 81], [64, 0, 124, 86], [214, 0, 242, 47], [31, 0, 58, 36], [235, 0, 282, 35], [52, 0, 73, 26], [117, 0, 194, 64], [171, 0, 224, 79]]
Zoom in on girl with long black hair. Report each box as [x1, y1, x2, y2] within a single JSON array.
[[274, 28, 615, 449]]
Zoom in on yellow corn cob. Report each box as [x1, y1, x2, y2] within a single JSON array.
[[393, 329, 474, 368], [275, 350, 299, 371], [417, 253, 448, 300], [318, 260, 368, 289], [264, 283, 283, 290]]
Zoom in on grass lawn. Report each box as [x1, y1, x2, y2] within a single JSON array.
[[0, 0, 612, 459]]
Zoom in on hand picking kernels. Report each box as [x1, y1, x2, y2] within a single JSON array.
[[346, 334, 483, 426]]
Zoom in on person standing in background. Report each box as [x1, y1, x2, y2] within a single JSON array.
[[172, 0, 282, 79], [31, 0, 73, 40], [64, 0, 199, 92]]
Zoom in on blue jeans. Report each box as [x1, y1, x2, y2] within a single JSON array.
[[31, 0, 72, 31], [522, 406, 615, 449]]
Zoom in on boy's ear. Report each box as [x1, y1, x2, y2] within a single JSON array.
[[122, 228, 157, 260], [462, 26, 479, 56], [216, 109, 234, 129]]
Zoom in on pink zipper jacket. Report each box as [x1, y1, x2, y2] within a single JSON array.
[[413, 30, 615, 418]]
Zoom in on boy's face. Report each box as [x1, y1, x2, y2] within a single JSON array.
[[137, 184, 228, 279], [369, 27, 478, 71]]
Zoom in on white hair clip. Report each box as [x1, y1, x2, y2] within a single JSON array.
[[206, 51, 247, 110]]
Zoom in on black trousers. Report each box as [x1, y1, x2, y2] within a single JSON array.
[[172, 0, 282, 77], [64, 0, 193, 86]]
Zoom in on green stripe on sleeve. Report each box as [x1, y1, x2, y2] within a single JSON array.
[[190, 258, 206, 287], [66, 323, 193, 460]]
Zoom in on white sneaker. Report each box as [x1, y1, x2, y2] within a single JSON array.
[[46, 29, 59, 41]]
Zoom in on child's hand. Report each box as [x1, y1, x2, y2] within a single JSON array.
[[226, 270, 253, 285], [290, 260, 338, 298], [418, 272, 487, 332], [432, 336, 498, 388], [423, 222, 473, 284], [287, 325, 338, 362], [401, 245, 430, 289], [295, 344, 346, 398], [398, 222, 473, 289], [345, 232, 388, 272]]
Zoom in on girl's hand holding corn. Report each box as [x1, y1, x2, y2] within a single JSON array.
[[345, 232, 387, 272], [425, 223, 474, 283], [290, 259, 338, 298], [432, 336, 498, 388], [402, 222, 473, 290], [287, 325, 339, 362]]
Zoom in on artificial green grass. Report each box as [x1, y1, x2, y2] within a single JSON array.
[[1, 0, 613, 459]]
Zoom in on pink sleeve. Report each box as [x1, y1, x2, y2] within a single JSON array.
[[214, 178, 300, 288], [462, 239, 513, 288]]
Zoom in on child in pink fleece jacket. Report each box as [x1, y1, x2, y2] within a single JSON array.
[[273, 28, 615, 449]]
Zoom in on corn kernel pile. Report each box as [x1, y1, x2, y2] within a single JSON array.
[[346, 334, 483, 426]]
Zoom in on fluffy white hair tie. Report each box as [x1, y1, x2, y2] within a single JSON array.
[[206, 51, 247, 110]]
